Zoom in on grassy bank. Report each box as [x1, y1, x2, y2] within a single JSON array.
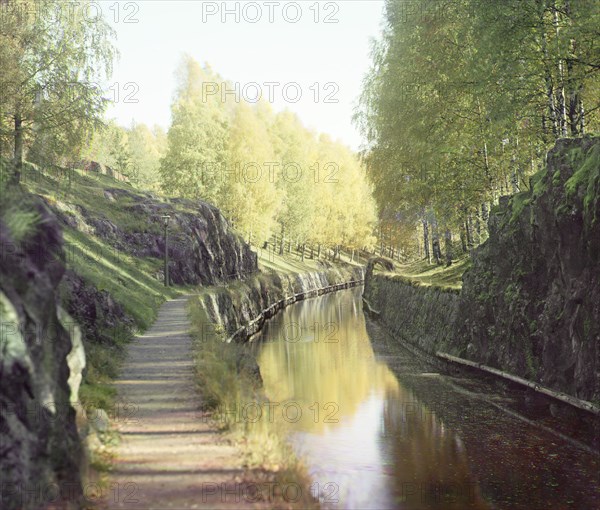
[[384, 256, 471, 290], [187, 252, 362, 509], [21, 164, 182, 410], [189, 287, 319, 509]]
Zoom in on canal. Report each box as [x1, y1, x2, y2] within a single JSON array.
[[250, 287, 600, 509]]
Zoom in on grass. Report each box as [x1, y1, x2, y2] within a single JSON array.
[[255, 244, 362, 276], [17, 162, 184, 415], [188, 290, 319, 509], [386, 256, 471, 290]]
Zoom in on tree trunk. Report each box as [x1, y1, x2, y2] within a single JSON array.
[[553, 4, 568, 137], [482, 202, 489, 224], [431, 217, 442, 265], [12, 113, 24, 184], [422, 218, 431, 264], [279, 225, 285, 255], [465, 218, 474, 256], [481, 202, 490, 241], [564, 0, 581, 136], [460, 224, 467, 253], [541, 25, 559, 138], [444, 229, 453, 267]]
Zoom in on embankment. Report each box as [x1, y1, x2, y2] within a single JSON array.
[[364, 136, 600, 408], [363, 270, 460, 356], [194, 263, 365, 345], [0, 166, 262, 508]]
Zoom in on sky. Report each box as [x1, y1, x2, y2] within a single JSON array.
[[103, 0, 386, 150]]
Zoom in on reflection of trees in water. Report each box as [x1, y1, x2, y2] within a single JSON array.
[[381, 388, 490, 509], [255, 288, 400, 432], [255, 288, 489, 508], [255, 290, 600, 509]]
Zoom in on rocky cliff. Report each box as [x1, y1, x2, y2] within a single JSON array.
[[363, 271, 460, 355], [456, 136, 600, 404], [0, 170, 261, 508], [1, 193, 84, 510], [363, 136, 600, 406], [51, 186, 257, 286], [34, 173, 258, 371]]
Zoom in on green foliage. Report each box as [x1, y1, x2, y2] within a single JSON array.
[[159, 57, 229, 203], [565, 143, 600, 216], [2, 205, 40, 242], [509, 192, 532, 224], [392, 256, 471, 290], [81, 120, 167, 191], [160, 56, 378, 251], [355, 0, 600, 258], [0, 0, 117, 172]]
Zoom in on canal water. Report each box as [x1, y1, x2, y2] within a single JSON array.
[[250, 287, 600, 510]]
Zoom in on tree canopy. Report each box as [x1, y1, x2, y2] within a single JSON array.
[[160, 55, 378, 253], [0, 0, 116, 181], [355, 0, 600, 261]]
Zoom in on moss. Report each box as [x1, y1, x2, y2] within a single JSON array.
[[583, 317, 592, 339], [552, 170, 561, 186], [565, 143, 600, 223], [80, 373, 117, 411], [555, 203, 572, 216], [529, 320, 538, 334], [509, 191, 532, 224], [567, 146, 584, 167], [503, 282, 521, 305], [531, 168, 548, 197], [524, 337, 538, 379]]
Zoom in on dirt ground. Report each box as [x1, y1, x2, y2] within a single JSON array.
[[98, 296, 289, 510]]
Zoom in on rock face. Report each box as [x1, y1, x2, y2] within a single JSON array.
[[53, 187, 257, 286], [0, 194, 83, 510], [194, 263, 364, 386], [457, 136, 600, 404], [364, 136, 600, 405]]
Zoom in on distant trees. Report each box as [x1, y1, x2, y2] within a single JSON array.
[[0, 0, 116, 182], [83, 120, 167, 190], [355, 0, 600, 263], [160, 57, 229, 203], [160, 55, 377, 254]]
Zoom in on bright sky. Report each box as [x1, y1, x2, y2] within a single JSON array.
[[104, 0, 386, 150]]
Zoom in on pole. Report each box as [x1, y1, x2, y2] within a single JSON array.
[[164, 221, 169, 287]]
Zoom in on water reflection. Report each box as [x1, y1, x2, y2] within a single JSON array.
[[252, 287, 489, 509]]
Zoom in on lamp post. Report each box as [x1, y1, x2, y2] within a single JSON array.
[[161, 215, 171, 287]]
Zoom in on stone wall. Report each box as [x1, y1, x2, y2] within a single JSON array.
[[364, 136, 600, 406]]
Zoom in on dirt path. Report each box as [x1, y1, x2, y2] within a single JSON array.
[[103, 296, 269, 509]]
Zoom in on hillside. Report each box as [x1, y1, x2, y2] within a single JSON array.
[[6, 161, 256, 407]]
